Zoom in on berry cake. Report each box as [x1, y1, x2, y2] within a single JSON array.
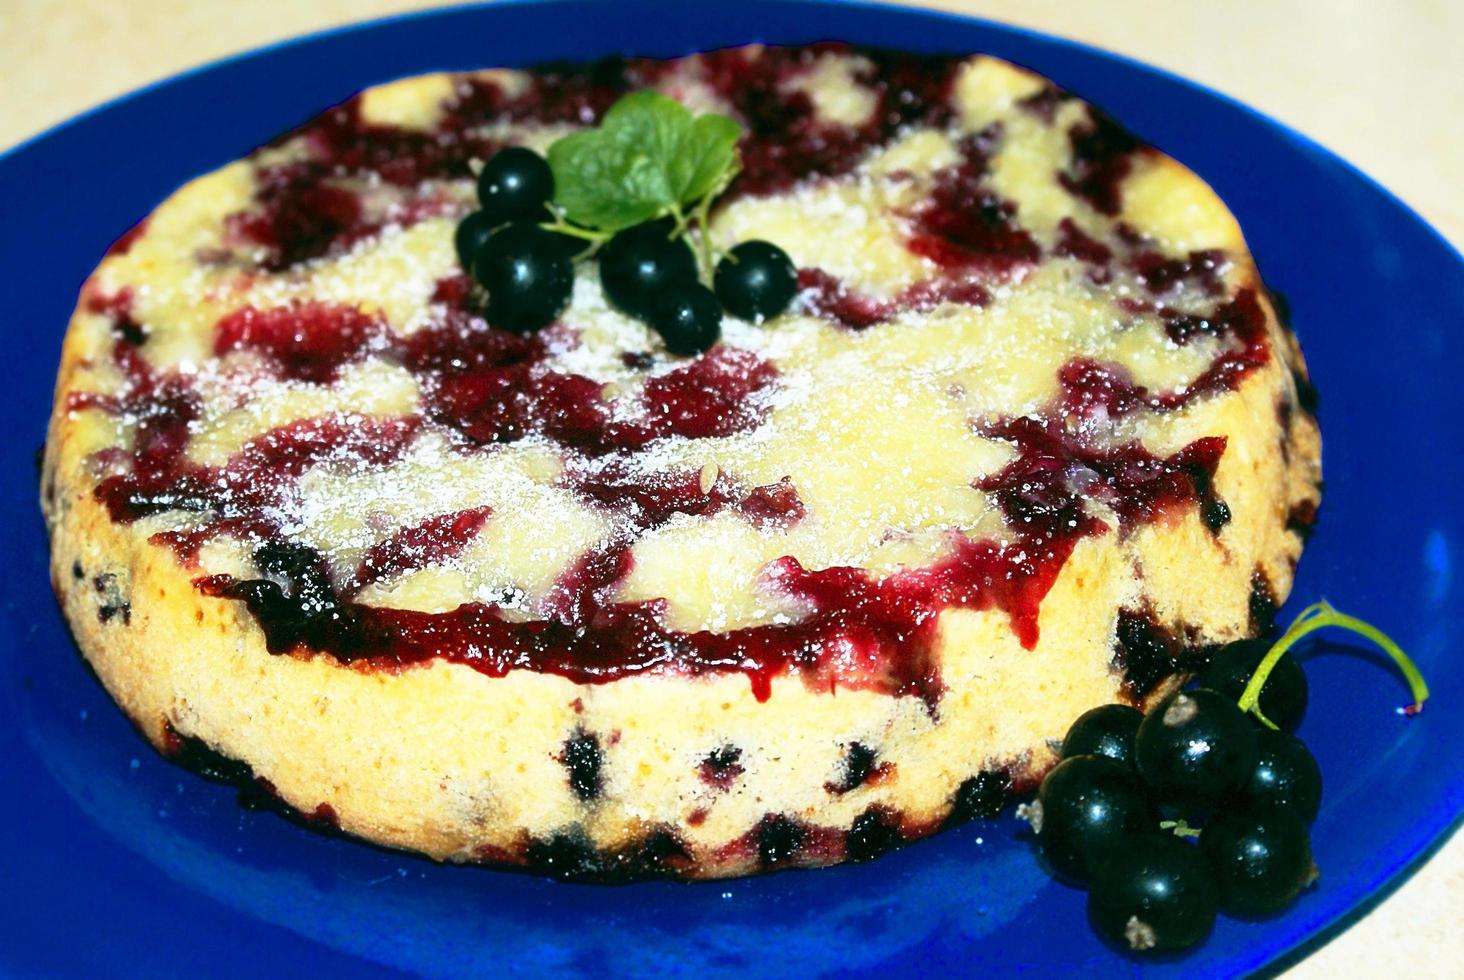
[[41, 45, 1321, 879]]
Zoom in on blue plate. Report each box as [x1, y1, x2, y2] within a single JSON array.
[[2, 1, 1460, 975]]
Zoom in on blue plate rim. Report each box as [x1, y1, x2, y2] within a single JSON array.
[[4, 1, 1460, 974]]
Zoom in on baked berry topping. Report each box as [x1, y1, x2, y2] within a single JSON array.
[[906, 131, 1040, 275], [706, 45, 960, 198], [348, 507, 493, 594], [214, 302, 386, 385], [228, 164, 364, 270], [738, 477, 806, 529], [1058, 107, 1143, 217]]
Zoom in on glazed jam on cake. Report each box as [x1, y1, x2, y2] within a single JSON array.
[[43, 44, 1320, 879]]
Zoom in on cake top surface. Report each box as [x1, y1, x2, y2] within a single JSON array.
[[60, 44, 1275, 700]]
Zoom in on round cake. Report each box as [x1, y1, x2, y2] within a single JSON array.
[[41, 44, 1321, 879]]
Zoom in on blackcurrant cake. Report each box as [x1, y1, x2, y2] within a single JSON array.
[[41, 44, 1321, 880]]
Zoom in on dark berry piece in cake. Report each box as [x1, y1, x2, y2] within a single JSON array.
[[476, 147, 555, 225], [699, 745, 744, 789], [525, 831, 603, 880], [1088, 833, 1219, 952], [825, 742, 879, 794], [1135, 690, 1258, 806], [948, 769, 1012, 823], [1027, 755, 1154, 881], [846, 807, 902, 862], [454, 211, 496, 270], [1060, 704, 1144, 769], [1241, 729, 1322, 823], [756, 813, 806, 868], [1199, 809, 1316, 917], [1197, 638, 1308, 732], [598, 220, 698, 318], [472, 222, 574, 332], [649, 281, 722, 356], [714, 240, 797, 322], [1111, 611, 1181, 700], [560, 729, 604, 801]]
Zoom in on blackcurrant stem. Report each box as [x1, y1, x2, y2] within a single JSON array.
[[1159, 819, 1201, 839], [539, 212, 610, 246], [666, 202, 690, 240], [1237, 600, 1429, 726], [688, 161, 741, 282]]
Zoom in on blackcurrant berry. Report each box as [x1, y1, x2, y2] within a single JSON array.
[[649, 282, 722, 356], [1088, 834, 1220, 953], [1026, 755, 1155, 881], [454, 211, 496, 270], [1198, 638, 1308, 731], [1061, 704, 1145, 769], [477, 147, 554, 225], [1241, 728, 1322, 823], [1200, 808, 1317, 917], [472, 222, 573, 333], [599, 220, 697, 317], [714, 240, 797, 322], [1136, 689, 1258, 806]]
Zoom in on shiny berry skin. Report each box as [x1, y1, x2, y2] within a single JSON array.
[[454, 211, 496, 270], [1136, 689, 1259, 806], [1028, 755, 1155, 881], [714, 240, 798, 322], [599, 221, 697, 317], [1198, 638, 1308, 731], [1089, 834, 1220, 953], [649, 282, 722, 356], [1200, 808, 1316, 917], [1061, 704, 1144, 769], [472, 222, 573, 333], [476, 147, 554, 225], [1242, 728, 1322, 822]]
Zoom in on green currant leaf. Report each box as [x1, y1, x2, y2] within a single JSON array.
[[671, 113, 743, 205], [546, 127, 666, 231], [546, 90, 743, 233]]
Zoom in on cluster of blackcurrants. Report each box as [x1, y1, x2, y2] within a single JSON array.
[[453, 147, 798, 354], [1025, 639, 1322, 954]]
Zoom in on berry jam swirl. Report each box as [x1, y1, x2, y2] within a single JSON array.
[[66, 44, 1289, 706]]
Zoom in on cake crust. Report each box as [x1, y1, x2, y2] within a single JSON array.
[[42, 46, 1321, 879]]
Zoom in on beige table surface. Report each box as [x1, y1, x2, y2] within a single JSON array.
[[4, 1, 1460, 975]]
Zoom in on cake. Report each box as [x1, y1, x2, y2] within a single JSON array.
[[40, 44, 1321, 879]]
